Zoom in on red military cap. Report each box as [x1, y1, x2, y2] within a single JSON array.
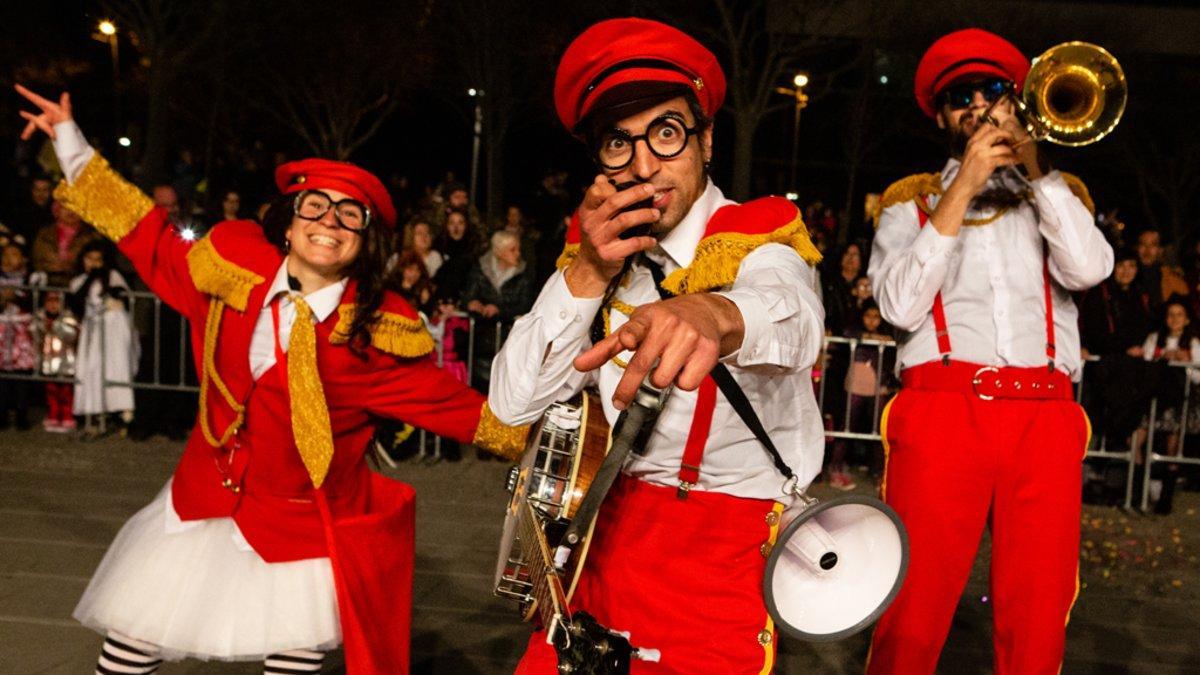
[[914, 28, 1030, 118], [554, 17, 726, 133], [275, 158, 397, 229]]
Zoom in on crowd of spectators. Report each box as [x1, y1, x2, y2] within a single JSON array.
[[2, 162, 1197, 506]]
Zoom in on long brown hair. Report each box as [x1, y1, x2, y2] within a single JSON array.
[[259, 194, 394, 356]]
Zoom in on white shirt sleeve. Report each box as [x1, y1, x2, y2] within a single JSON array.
[[487, 270, 603, 426], [714, 243, 824, 370], [869, 201, 960, 331], [1034, 171, 1113, 291], [51, 121, 95, 184]]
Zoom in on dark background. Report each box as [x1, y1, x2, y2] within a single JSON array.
[[1, 0, 1197, 247]]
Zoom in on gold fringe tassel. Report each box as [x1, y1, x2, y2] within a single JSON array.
[[185, 236, 265, 312], [329, 305, 435, 358], [555, 243, 581, 271], [52, 153, 153, 243], [661, 215, 822, 296]]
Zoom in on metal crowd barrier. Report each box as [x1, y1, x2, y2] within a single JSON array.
[[5, 281, 1195, 513]]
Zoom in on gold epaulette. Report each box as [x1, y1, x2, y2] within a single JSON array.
[[556, 243, 581, 271], [872, 173, 942, 226], [472, 402, 530, 461], [329, 305, 435, 358], [185, 235, 265, 312], [1059, 172, 1095, 215], [661, 214, 822, 295], [52, 153, 154, 242]]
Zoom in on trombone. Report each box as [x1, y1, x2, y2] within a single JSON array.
[[985, 41, 1127, 147]]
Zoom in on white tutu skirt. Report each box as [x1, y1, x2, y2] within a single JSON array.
[[73, 481, 341, 661]]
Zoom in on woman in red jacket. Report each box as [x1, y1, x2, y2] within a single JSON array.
[[17, 85, 525, 674]]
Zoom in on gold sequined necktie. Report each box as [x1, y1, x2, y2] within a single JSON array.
[[287, 295, 335, 488]]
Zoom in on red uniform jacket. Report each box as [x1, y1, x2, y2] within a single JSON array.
[[55, 154, 526, 673]]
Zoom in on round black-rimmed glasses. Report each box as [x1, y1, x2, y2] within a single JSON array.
[[292, 190, 372, 232], [593, 114, 699, 171]]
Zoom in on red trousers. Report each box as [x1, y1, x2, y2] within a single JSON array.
[[867, 362, 1089, 675], [45, 382, 74, 423], [516, 475, 782, 674]]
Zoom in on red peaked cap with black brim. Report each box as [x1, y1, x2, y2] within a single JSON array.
[[554, 17, 726, 134], [914, 28, 1030, 118], [275, 158, 397, 229]]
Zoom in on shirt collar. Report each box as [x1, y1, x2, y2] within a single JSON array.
[[652, 178, 735, 269], [263, 261, 348, 322]]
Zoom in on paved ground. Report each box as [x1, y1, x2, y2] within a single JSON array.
[[1, 425, 1197, 674]]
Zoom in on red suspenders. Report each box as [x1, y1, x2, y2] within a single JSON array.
[[916, 197, 1056, 370]]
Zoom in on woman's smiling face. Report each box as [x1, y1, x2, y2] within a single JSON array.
[[284, 189, 364, 276]]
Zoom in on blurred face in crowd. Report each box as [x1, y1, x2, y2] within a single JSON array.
[[1166, 302, 1190, 335], [2, 245, 26, 273], [448, 189, 469, 210], [505, 206, 523, 232], [44, 292, 62, 314], [222, 191, 241, 219], [841, 244, 862, 278], [58, 205, 82, 228], [285, 188, 364, 278], [445, 212, 467, 241], [494, 239, 521, 268], [31, 178, 52, 206], [153, 186, 181, 217], [401, 263, 421, 289], [1137, 231, 1162, 267], [82, 250, 105, 272], [1113, 259, 1138, 288], [411, 222, 433, 254], [862, 307, 882, 333], [595, 95, 712, 235], [853, 275, 872, 300]]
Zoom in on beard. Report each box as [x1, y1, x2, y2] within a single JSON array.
[[944, 117, 1029, 212]]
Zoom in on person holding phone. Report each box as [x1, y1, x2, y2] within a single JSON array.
[[488, 18, 826, 672]]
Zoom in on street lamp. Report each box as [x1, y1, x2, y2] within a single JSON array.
[[468, 88, 484, 210], [775, 71, 810, 191], [94, 20, 121, 148]]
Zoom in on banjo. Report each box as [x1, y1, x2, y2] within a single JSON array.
[[494, 386, 667, 672]]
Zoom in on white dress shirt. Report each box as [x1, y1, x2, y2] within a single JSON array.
[[870, 159, 1113, 379], [488, 180, 826, 500], [248, 264, 348, 380]]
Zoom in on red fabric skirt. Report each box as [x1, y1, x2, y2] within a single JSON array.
[[516, 475, 782, 674]]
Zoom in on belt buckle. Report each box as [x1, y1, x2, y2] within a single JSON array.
[[972, 366, 1000, 401]]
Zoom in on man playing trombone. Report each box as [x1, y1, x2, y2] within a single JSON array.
[[867, 28, 1113, 674]]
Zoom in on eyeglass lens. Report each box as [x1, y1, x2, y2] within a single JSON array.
[[596, 115, 692, 169], [943, 79, 1010, 110]]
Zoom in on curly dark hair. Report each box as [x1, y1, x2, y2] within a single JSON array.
[[259, 194, 394, 356]]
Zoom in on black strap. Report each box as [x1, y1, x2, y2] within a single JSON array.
[[643, 254, 798, 482]]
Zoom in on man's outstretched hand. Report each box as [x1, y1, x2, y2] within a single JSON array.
[[15, 85, 72, 141], [575, 293, 744, 410]]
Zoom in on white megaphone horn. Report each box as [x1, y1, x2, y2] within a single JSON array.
[[763, 490, 909, 642]]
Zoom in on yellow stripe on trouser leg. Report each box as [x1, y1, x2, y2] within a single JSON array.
[[758, 501, 785, 675], [289, 296, 335, 488]]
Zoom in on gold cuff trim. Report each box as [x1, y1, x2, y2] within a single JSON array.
[[661, 215, 822, 295], [329, 305, 435, 358], [472, 402, 529, 461], [556, 243, 581, 271], [52, 154, 153, 243], [185, 236, 266, 312]]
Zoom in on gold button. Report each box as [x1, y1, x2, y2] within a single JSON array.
[[765, 511, 779, 526], [757, 629, 773, 645], [760, 541, 773, 558]]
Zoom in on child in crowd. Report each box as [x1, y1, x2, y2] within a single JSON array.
[[1135, 297, 1200, 514], [0, 244, 37, 429], [36, 290, 78, 432], [828, 300, 896, 490], [68, 241, 136, 438]]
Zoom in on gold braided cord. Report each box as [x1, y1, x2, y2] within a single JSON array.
[[288, 297, 336, 488], [197, 298, 245, 448], [609, 298, 637, 317], [472, 402, 530, 461], [52, 153, 153, 243], [186, 235, 266, 312], [661, 214, 822, 296], [555, 243, 581, 271], [328, 305, 435, 357], [914, 197, 1012, 227]]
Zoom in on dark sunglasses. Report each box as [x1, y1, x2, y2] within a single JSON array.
[[938, 78, 1012, 110]]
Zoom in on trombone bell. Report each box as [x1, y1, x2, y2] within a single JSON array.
[[1018, 41, 1126, 146]]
